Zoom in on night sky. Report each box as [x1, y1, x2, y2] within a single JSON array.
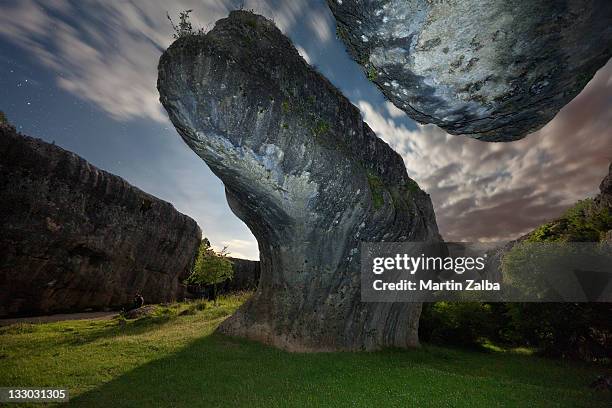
[[1, 0, 611, 260]]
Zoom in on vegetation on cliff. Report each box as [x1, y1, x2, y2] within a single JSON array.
[[525, 198, 611, 242]]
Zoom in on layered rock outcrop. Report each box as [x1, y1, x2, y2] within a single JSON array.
[[158, 11, 441, 351], [327, 0, 612, 141], [0, 125, 201, 317]]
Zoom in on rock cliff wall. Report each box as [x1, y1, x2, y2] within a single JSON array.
[[0, 125, 201, 316], [226, 257, 260, 292]]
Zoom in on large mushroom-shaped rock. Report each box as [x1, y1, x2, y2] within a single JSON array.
[[158, 11, 441, 351], [327, 0, 612, 141]]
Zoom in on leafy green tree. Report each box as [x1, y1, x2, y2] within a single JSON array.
[[0, 111, 8, 125], [503, 302, 611, 360], [185, 239, 234, 304]]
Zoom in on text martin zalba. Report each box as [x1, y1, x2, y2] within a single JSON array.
[[371, 254, 500, 292]]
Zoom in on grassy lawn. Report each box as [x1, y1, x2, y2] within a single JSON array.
[[0, 292, 609, 407]]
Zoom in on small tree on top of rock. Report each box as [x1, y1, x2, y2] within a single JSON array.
[[0, 111, 8, 125], [167, 10, 204, 39], [185, 239, 233, 304]]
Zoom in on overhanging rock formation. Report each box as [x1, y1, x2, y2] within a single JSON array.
[[0, 125, 201, 317], [327, 0, 612, 142], [158, 11, 441, 351]]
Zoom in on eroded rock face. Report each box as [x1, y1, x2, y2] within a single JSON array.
[[226, 258, 260, 292], [327, 0, 612, 141], [0, 125, 201, 317], [158, 11, 441, 351]]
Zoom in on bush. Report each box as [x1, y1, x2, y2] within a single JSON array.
[[184, 239, 234, 303], [420, 300, 611, 361], [497, 197, 612, 360], [504, 302, 611, 361], [419, 302, 508, 347], [526, 199, 612, 243]]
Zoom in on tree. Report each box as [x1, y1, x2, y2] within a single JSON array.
[[0, 111, 7, 125], [185, 239, 234, 304]]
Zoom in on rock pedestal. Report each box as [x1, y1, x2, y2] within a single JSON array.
[[158, 11, 441, 351]]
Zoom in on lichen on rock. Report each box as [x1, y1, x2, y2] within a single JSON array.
[[158, 11, 441, 351], [327, 0, 612, 141]]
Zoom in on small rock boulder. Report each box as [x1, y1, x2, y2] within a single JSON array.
[[123, 305, 157, 320]]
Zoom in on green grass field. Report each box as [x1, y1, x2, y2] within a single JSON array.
[[1, 293, 609, 407]]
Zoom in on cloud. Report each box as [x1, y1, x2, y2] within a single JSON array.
[[211, 239, 259, 260], [359, 60, 612, 242], [0, 0, 330, 123], [295, 45, 312, 64], [1, 0, 168, 122]]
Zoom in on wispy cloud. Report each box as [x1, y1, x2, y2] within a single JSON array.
[[211, 239, 259, 260], [0, 0, 328, 123]]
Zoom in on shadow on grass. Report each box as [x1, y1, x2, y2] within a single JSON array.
[[59, 301, 224, 346], [59, 315, 179, 346], [68, 334, 611, 408], [0, 314, 181, 348]]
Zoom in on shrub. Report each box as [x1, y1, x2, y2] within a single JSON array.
[[167, 10, 205, 39], [419, 302, 507, 347], [497, 196, 612, 360], [504, 302, 611, 361], [526, 199, 612, 243], [184, 239, 234, 303]]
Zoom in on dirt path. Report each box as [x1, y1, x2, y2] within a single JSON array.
[[0, 311, 118, 326]]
